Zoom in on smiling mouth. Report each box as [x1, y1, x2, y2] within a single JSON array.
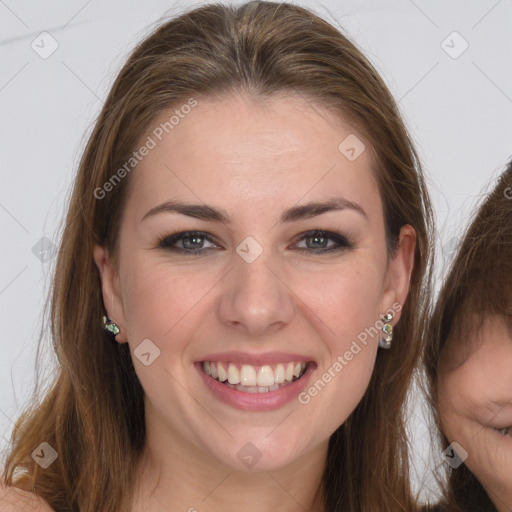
[[200, 360, 312, 393]]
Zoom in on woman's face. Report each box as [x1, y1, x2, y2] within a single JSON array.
[[438, 313, 512, 512], [94, 92, 414, 473]]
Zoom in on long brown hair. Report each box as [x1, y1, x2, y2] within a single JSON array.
[[1, 2, 434, 511], [423, 160, 512, 512]]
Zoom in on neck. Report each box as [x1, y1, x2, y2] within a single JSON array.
[[128, 409, 328, 512]]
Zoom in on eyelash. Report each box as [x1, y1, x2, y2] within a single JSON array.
[[157, 230, 353, 255]]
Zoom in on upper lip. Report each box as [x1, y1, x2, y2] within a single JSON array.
[[197, 351, 315, 366]]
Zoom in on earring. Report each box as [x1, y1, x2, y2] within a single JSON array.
[[378, 312, 393, 349], [102, 315, 120, 337]]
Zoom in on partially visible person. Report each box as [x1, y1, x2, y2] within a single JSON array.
[[424, 160, 512, 512]]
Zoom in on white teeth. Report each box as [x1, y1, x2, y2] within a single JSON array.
[[202, 360, 308, 392], [217, 363, 227, 382], [257, 365, 275, 387], [274, 364, 285, 383], [243, 386, 259, 393], [285, 362, 294, 381], [227, 363, 240, 384], [240, 365, 257, 386]]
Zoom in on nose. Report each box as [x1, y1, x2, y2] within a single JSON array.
[[218, 249, 295, 337]]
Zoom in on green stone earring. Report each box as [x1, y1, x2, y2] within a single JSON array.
[[102, 315, 120, 337], [378, 312, 393, 349]]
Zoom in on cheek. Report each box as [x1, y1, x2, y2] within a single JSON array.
[[437, 360, 496, 441], [293, 258, 385, 341], [437, 372, 465, 441], [120, 258, 213, 356], [478, 349, 512, 402], [294, 262, 383, 417]]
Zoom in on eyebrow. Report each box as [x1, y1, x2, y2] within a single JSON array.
[[141, 196, 368, 224]]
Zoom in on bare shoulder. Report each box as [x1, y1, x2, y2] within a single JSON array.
[[0, 482, 55, 511]]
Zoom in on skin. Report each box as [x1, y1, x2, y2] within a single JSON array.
[[0, 482, 55, 511], [93, 92, 415, 512], [438, 313, 512, 512]]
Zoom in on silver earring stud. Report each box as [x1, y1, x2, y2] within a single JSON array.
[[378, 312, 393, 349]]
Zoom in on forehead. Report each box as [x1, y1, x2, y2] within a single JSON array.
[[124, 93, 381, 224], [441, 313, 512, 372]]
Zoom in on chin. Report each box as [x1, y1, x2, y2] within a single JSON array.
[[205, 437, 308, 473]]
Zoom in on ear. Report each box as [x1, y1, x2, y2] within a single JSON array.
[[93, 244, 128, 343], [379, 224, 416, 325]]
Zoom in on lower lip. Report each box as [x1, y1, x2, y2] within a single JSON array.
[[195, 362, 316, 411]]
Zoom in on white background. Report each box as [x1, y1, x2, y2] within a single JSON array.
[[1, 0, 511, 504]]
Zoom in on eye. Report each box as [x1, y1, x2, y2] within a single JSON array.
[[158, 231, 218, 254], [157, 229, 352, 255], [292, 230, 353, 253]]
